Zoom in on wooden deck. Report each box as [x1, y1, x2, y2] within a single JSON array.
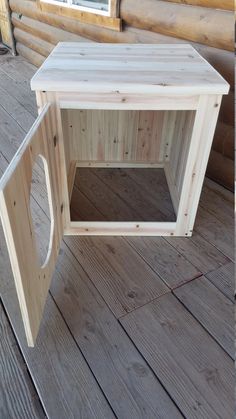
[[0, 54, 234, 419]]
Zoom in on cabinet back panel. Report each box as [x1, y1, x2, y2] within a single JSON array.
[[61, 109, 166, 164]]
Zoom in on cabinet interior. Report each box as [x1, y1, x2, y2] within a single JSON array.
[[61, 108, 196, 222]]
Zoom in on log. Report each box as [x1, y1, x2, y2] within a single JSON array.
[[120, 0, 234, 51], [16, 42, 45, 67], [213, 122, 234, 160], [14, 27, 54, 57], [9, 1, 234, 88], [125, 26, 234, 89], [12, 13, 91, 45], [219, 90, 234, 126], [207, 150, 234, 191], [163, 0, 234, 11]]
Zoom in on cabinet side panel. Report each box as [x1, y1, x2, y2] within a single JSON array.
[[168, 110, 196, 198]]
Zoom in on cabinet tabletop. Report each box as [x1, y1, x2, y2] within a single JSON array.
[[31, 43, 229, 95]]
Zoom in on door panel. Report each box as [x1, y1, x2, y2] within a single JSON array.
[[0, 104, 64, 346]]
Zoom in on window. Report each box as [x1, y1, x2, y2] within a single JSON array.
[[41, 0, 112, 16]]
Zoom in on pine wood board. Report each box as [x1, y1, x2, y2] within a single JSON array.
[[30, 43, 229, 94], [206, 262, 235, 302], [120, 293, 234, 419], [174, 276, 234, 358], [0, 303, 45, 419]]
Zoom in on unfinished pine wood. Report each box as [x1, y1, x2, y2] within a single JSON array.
[[0, 303, 45, 419], [175, 95, 222, 235], [50, 242, 183, 419], [206, 262, 234, 302], [0, 54, 234, 415], [120, 293, 234, 419], [62, 109, 167, 163], [0, 104, 64, 346], [174, 276, 234, 358], [30, 43, 229, 94], [9, 1, 234, 88]]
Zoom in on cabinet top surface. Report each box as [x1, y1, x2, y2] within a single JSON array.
[[31, 43, 229, 95]]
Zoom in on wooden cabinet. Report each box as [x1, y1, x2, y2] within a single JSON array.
[[0, 43, 229, 346]]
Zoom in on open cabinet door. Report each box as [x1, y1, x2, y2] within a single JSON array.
[[0, 103, 64, 346]]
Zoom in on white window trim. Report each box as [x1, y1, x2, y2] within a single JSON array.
[[41, 0, 111, 16]]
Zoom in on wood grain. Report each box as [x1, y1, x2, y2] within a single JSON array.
[[50, 242, 183, 419], [38, 0, 122, 32], [174, 276, 234, 358], [30, 43, 229, 94], [195, 206, 234, 260], [121, 293, 234, 419], [14, 27, 54, 57], [126, 236, 200, 289], [120, 0, 234, 51], [11, 12, 90, 45], [9, 1, 234, 88], [0, 303, 45, 419], [16, 42, 45, 68], [0, 104, 64, 346], [64, 235, 168, 317], [206, 262, 235, 302], [162, 0, 234, 10]]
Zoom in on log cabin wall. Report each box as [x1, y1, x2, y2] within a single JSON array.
[[8, 0, 234, 190]]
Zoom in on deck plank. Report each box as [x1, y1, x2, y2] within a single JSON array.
[[194, 206, 234, 260], [126, 237, 201, 288], [51, 242, 183, 419], [165, 232, 229, 275], [174, 276, 234, 358], [65, 235, 169, 317], [0, 303, 45, 419], [206, 262, 235, 302], [0, 69, 37, 116], [0, 84, 35, 131], [120, 293, 234, 419], [94, 168, 175, 221], [73, 169, 139, 221], [0, 146, 115, 419]]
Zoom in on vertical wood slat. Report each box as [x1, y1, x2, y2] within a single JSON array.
[[176, 95, 222, 235], [0, 104, 64, 346], [61, 109, 195, 164]]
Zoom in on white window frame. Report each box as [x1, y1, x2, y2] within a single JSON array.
[[41, 0, 112, 16]]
